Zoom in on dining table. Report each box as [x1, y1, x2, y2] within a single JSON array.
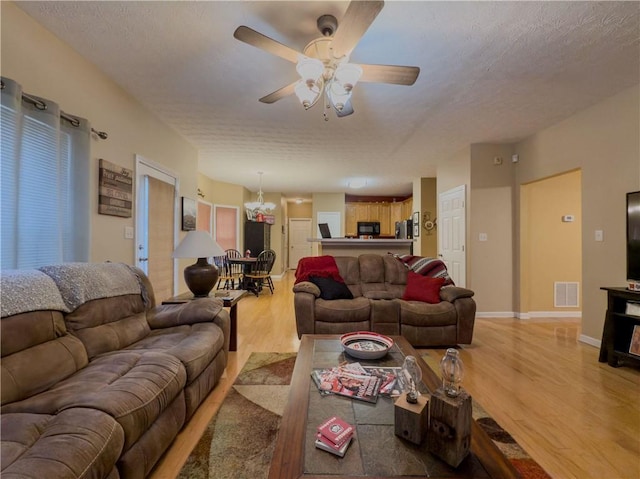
[[227, 256, 259, 295]]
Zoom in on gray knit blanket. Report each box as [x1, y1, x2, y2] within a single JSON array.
[[38, 262, 141, 312], [1, 270, 69, 318]]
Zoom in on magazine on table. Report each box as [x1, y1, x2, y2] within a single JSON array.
[[311, 364, 382, 403], [362, 366, 408, 397]]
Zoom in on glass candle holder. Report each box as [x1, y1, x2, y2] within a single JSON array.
[[402, 355, 422, 403], [440, 348, 464, 397]]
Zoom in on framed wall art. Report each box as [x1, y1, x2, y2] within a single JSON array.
[[412, 211, 420, 238], [181, 196, 197, 231]]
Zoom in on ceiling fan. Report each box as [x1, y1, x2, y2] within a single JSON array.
[[233, 0, 420, 119]]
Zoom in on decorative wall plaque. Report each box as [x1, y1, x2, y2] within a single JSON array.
[[98, 159, 133, 218]]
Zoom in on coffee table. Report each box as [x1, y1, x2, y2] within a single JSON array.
[[269, 334, 520, 479]]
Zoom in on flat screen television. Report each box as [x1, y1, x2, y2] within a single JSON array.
[[627, 191, 640, 289]]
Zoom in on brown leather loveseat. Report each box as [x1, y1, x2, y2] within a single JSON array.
[[293, 254, 476, 347], [1, 262, 229, 479]]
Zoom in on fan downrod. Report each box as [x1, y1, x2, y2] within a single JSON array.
[[317, 15, 338, 37]]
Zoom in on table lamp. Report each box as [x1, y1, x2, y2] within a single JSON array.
[[172, 231, 226, 297]]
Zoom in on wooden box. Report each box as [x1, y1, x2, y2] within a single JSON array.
[[394, 393, 429, 445], [426, 387, 472, 467]]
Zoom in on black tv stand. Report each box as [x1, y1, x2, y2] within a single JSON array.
[[599, 287, 640, 368]]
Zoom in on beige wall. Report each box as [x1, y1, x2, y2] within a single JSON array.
[[515, 85, 639, 341], [2, 2, 198, 268], [521, 170, 582, 313], [288, 202, 313, 218], [468, 144, 516, 312], [418, 178, 437, 257], [436, 86, 639, 346], [311, 193, 346, 255]]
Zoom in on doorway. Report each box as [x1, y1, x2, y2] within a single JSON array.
[[135, 155, 178, 301], [288, 218, 312, 269], [438, 185, 467, 287], [520, 170, 582, 317]]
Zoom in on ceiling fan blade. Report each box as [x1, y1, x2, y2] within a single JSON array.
[[358, 64, 420, 85], [335, 98, 354, 118], [259, 82, 297, 104], [331, 0, 384, 58], [234, 26, 300, 63]]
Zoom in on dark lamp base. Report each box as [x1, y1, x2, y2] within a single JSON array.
[[183, 258, 219, 297]]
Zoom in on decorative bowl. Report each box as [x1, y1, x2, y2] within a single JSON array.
[[340, 331, 394, 360]]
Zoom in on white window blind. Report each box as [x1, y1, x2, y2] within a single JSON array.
[[1, 77, 90, 269]]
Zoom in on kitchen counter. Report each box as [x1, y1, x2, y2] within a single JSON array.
[[308, 238, 413, 256]]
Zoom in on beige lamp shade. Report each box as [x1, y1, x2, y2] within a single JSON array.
[[172, 230, 225, 259], [173, 231, 225, 297]]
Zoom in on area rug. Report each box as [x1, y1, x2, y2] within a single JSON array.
[[178, 352, 551, 479]]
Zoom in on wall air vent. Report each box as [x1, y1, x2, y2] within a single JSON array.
[[554, 282, 579, 307]]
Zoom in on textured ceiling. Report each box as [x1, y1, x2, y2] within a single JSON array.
[[16, 1, 640, 199]]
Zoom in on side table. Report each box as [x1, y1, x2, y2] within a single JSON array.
[[162, 289, 248, 351]]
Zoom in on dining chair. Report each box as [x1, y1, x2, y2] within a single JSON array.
[[216, 249, 244, 290], [245, 249, 276, 295]]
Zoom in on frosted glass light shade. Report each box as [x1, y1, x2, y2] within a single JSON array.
[[294, 80, 321, 109], [296, 55, 324, 83], [334, 63, 363, 89]]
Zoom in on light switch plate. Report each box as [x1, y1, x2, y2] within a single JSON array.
[[595, 230, 604, 242], [124, 226, 134, 239], [479, 233, 488, 242]]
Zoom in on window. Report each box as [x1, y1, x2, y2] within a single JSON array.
[[1, 78, 90, 269]]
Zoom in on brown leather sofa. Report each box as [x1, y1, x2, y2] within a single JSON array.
[[1, 263, 229, 479], [293, 254, 476, 347]]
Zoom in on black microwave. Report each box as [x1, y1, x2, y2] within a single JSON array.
[[357, 221, 380, 236]]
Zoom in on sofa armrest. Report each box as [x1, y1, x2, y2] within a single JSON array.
[[293, 287, 318, 339], [293, 281, 321, 297], [439, 286, 475, 303], [147, 298, 225, 329]]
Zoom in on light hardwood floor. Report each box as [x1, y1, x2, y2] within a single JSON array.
[[150, 271, 640, 479]]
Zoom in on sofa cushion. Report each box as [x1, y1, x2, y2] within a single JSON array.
[[314, 297, 371, 323], [1, 351, 186, 451], [309, 276, 354, 300], [63, 295, 151, 359], [402, 271, 445, 303], [1, 409, 124, 479], [124, 323, 225, 383], [398, 300, 457, 327], [363, 291, 397, 300]]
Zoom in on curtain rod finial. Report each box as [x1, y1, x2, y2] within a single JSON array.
[[91, 128, 108, 140]]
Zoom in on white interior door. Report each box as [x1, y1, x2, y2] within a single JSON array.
[[135, 155, 178, 300], [438, 185, 466, 287], [289, 218, 312, 269]]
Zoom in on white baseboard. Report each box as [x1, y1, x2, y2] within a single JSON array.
[[477, 311, 582, 319], [476, 312, 516, 318], [271, 273, 283, 281], [579, 334, 601, 348]]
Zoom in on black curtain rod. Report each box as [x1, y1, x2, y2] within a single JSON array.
[[1, 79, 108, 140]]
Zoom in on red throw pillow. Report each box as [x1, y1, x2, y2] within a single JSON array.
[[402, 271, 445, 303]]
